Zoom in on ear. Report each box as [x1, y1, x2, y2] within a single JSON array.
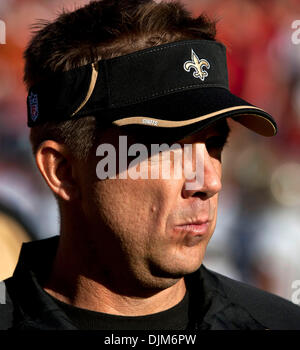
[[35, 141, 80, 201]]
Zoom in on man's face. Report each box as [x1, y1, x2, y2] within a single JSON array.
[[77, 120, 229, 291]]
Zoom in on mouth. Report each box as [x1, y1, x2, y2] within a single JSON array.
[[173, 217, 211, 248], [173, 220, 210, 247], [174, 220, 210, 236]]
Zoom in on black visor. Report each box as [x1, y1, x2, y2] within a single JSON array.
[[27, 40, 277, 138]]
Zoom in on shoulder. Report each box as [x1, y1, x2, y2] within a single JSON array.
[[204, 266, 300, 330]]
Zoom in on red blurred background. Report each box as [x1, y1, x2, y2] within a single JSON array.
[[0, 0, 300, 303]]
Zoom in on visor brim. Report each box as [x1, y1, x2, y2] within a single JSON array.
[[105, 87, 276, 141]]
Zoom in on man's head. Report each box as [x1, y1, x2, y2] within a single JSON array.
[[25, 0, 217, 160], [24, 0, 276, 295]]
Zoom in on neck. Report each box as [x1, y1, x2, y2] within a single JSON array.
[[43, 226, 187, 316]]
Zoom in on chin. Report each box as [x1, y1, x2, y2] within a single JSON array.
[[172, 259, 203, 276], [149, 253, 204, 280], [174, 243, 207, 272]]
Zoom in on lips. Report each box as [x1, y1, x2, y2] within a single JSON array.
[[174, 220, 210, 236], [173, 220, 210, 247]]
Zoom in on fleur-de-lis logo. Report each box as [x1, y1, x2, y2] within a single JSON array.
[[184, 49, 210, 81]]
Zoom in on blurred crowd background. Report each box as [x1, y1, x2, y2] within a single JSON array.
[[0, 0, 300, 303]]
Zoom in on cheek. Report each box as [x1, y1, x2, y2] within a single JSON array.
[[86, 178, 175, 242]]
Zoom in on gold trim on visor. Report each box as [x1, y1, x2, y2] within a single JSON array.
[[112, 105, 276, 137], [71, 63, 99, 117]]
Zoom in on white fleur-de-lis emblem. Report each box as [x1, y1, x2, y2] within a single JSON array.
[[184, 49, 210, 81]]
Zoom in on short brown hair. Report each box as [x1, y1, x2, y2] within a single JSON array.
[[25, 0, 217, 159]]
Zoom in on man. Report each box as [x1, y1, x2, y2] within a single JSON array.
[[1, 0, 300, 330]]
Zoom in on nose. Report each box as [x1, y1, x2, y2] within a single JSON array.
[[182, 144, 222, 200]]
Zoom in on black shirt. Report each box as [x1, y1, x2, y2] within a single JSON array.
[[49, 291, 190, 330], [3, 236, 300, 330]]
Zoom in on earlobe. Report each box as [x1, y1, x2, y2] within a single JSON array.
[[35, 141, 80, 201]]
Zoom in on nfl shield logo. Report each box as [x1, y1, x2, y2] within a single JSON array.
[[28, 92, 39, 122]]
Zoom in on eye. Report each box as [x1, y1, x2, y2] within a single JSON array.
[[205, 135, 227, 152]]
